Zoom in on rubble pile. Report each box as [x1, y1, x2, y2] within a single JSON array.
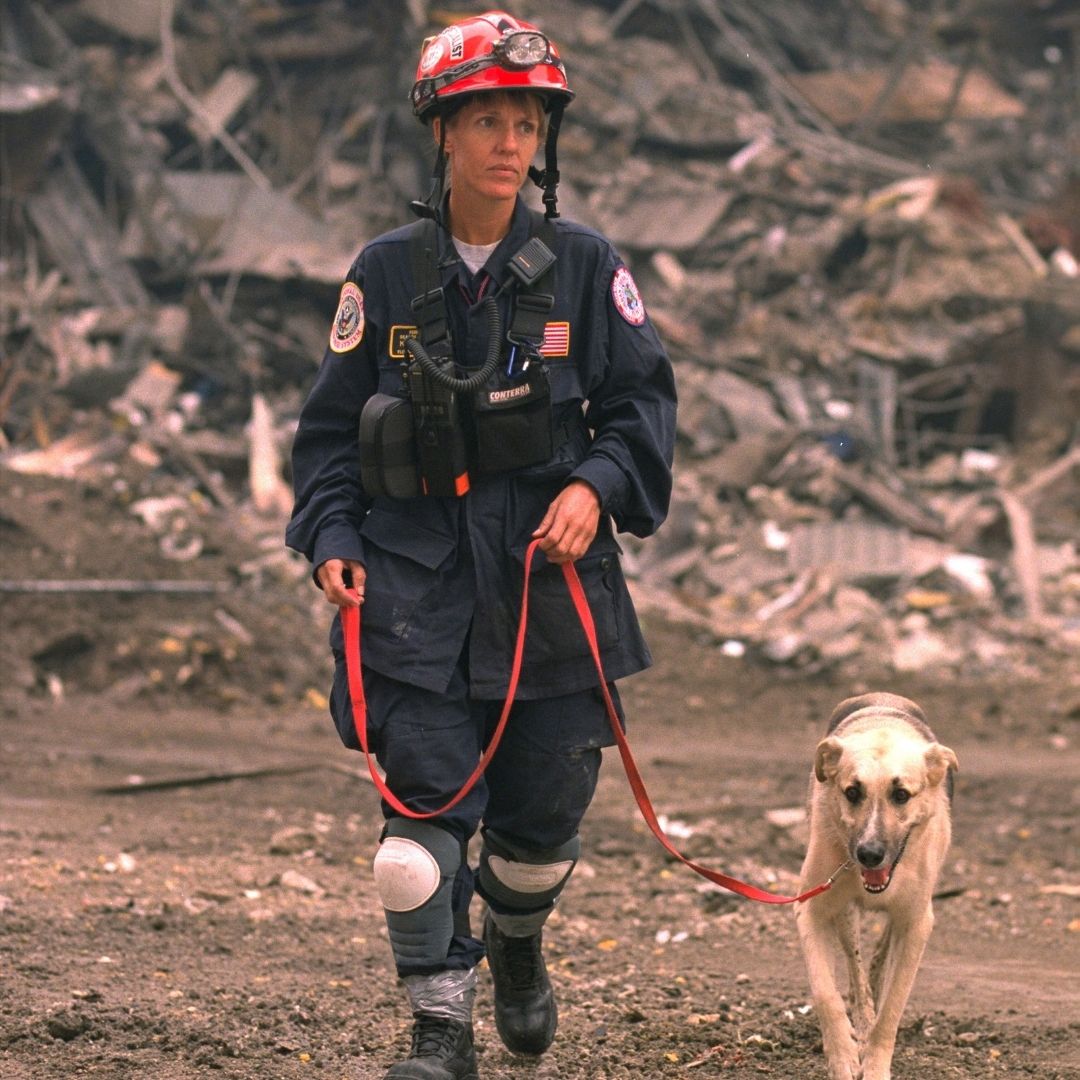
[[1, 0, 1077, 702]]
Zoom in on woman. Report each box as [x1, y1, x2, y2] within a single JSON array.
[[287, 12, 676, 1078]]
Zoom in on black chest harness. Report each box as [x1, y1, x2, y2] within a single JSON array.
[[359, 212, 559, 499]]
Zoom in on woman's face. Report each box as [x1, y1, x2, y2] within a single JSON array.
[[440, 94, 543, 209]]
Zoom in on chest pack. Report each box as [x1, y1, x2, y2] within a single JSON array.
[[359, 212, 558, 499]]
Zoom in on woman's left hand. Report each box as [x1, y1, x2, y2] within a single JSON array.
[[532, 480, 601, 564]]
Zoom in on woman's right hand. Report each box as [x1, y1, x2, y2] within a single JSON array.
[[316, 558, 366, 608]]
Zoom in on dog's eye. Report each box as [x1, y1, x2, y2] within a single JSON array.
[[844, 784, 862, 804], [892, 788, 911, 805]]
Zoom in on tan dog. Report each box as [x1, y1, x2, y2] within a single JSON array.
[[795, 693, 958, 1080]]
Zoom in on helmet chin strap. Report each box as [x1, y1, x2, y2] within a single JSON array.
[[410, 123, 449, 226], [528, 101, 565, 219]]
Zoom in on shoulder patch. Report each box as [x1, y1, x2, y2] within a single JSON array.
[[329, 282, 365, 353], [611, 266, 646, 326]]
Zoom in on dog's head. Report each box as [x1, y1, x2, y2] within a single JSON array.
[[815, 696, 958, 895]]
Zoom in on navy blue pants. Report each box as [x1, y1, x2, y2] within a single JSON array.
[[329, 617, 622, 972]]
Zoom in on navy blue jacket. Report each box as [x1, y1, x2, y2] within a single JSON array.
[[286, 197, 676, 700]]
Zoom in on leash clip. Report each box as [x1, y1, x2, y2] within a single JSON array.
[[825, 859, 855, 886]]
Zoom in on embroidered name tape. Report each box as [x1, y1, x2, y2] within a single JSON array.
[[389, 325, 419, 360], [488, 383, 533, 404]]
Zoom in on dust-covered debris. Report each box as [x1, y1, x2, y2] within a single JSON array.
[[1, 0, 1078, 707]]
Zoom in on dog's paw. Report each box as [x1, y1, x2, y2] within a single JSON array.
[[826, 1060, 861, 1080], [860, 1051, 892, 1080], [824, 1036, 861, 1080]]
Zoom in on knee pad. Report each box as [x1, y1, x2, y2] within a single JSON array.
[[373, 819, 462, 969], [479, 828, 579, 919]]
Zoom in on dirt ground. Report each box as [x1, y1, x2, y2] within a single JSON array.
[[1, 474, 1078, 1079]]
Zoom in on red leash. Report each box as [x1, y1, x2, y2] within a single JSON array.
[[340, 538, 841, 905], [340, 538, 537, 820]]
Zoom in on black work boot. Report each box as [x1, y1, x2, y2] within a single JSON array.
[[484, 914, 557, 1055], [384, 1012, 479, 1079]]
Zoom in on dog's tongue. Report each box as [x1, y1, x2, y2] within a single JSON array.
[[861, 866, 890, 888]]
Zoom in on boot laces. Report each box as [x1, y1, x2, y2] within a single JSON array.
[[501, 932, 544, 990], [411, 1013, 463, 1059]]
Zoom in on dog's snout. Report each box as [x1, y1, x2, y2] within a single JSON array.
[[856, 841, 887, 868]]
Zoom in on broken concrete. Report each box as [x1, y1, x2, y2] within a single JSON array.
[[1, 0, 1077, 698]]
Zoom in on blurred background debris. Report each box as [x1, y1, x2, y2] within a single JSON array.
[[1, 0, 1077, 703]]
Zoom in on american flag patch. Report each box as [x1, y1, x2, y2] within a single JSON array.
[[539, 321, 570, 357]]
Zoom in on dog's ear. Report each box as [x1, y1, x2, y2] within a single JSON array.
[[815, 737, 845, 782], [925, 743, 958, 787]]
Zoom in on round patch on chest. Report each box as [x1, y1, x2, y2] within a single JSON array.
[[329, 282, 365, 353], [611, 266, 646, 326]]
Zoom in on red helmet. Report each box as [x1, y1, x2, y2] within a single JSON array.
[[411, 11, 574, 121]]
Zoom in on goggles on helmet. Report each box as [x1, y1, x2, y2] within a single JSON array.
[[411, 29, 567, 115]]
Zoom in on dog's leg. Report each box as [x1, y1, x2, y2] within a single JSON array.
[[861, 904, 934, 1080], [869, 918, 893, 1006], [838, 905, 875, 1047], [797, 903, 862, 1080]]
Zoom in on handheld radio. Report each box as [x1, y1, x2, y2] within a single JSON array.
[[405, 343, 471, 497]]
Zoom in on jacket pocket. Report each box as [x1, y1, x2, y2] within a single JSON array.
[[511, 407, 589, 485], [360, 509, 455, 569], [511, 536, 623, 665], [358, 511, 455, 641]]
